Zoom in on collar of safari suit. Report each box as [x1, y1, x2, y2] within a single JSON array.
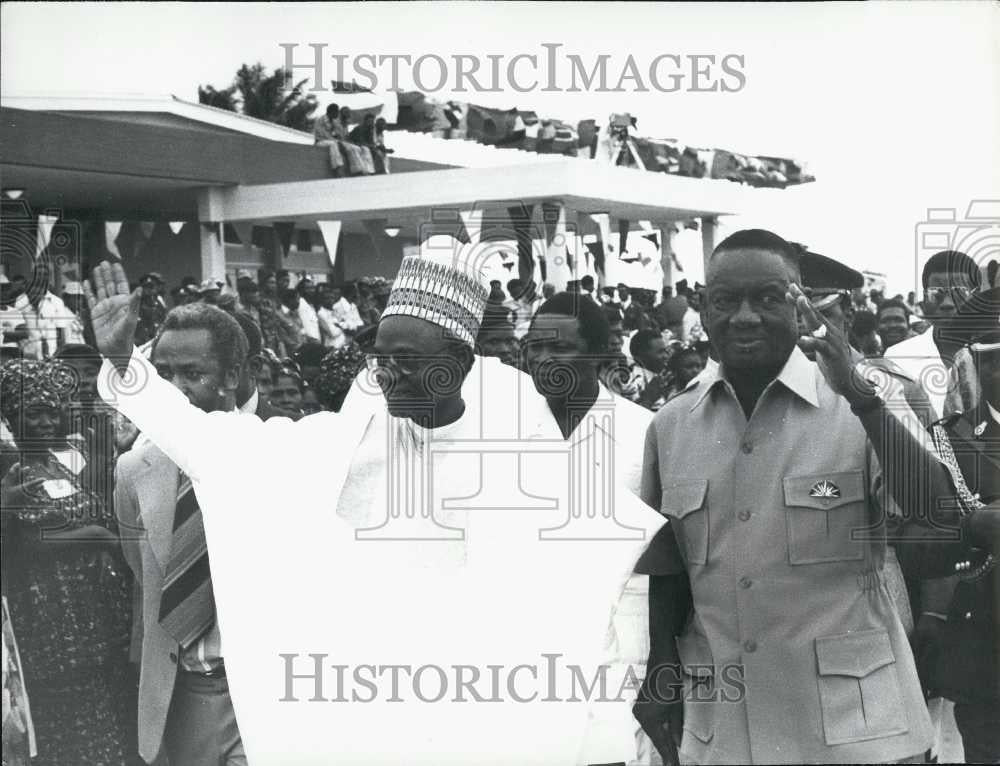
[[688, 345, 820, 412]]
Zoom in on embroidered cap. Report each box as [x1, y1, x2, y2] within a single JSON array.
[[381, 235, 489, 347]]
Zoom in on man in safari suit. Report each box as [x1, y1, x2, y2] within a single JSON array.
[[636, 230, 950, 764]]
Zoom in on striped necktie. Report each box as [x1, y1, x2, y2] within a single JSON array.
[[158, 473, 216, 648]]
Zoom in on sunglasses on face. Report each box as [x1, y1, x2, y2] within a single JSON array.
[[924, 286, 975, 304]]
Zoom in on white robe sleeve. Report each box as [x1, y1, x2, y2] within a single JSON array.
[[577, 490, 667, 765], [97, 348, 299, 480]]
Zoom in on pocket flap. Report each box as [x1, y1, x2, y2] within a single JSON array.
[[816, 629, 895, 678], [783, 470, 865, 511], [660, 479, 709, 519]]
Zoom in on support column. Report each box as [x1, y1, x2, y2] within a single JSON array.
[[701, 215, 717, 276], [656, 221, 675, 289], [199, 221, 226, 281]]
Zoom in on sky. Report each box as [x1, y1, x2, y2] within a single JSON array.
[[3, 1, 998, 293]]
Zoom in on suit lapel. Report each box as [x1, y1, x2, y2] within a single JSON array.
[[135, 444, 179, 574]]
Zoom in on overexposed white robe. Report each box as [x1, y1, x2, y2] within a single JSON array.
[[99, 352, 664, 765]]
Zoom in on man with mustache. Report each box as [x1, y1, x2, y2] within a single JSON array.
[[635, 229, 952, 764]]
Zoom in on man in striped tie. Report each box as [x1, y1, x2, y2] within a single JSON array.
[[116, 303, 250, 766]]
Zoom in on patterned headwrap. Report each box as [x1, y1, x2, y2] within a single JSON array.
[[0, 359, 70, 420], [314, 343, 367, 402]]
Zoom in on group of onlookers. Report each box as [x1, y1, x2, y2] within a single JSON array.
[[313, 103, 394, 176]]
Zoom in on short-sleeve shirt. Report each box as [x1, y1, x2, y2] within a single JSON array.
[[638, 346, 932, 764]]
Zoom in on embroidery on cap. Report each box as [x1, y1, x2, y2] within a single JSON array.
[[809, 479, 840, 499]]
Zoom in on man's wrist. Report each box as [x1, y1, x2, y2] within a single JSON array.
[[846, 370, 881, 414], [849, 393, 882, 416]]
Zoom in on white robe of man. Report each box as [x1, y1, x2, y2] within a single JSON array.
[[98, 349, 664, 766]]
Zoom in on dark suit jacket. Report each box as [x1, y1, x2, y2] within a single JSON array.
[[894, 406, 1000, 704]]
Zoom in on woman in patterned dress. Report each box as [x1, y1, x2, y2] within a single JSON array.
[[0, 359, 135, 766]]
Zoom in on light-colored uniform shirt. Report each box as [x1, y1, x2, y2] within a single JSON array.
[[641, 347, 932, 764], [884, 327, 953, 419], [15, 291, 84, 359], [317, 306, 346, 349], [0, 304, 25, 351], [296, 300, 321, 343], [332, 297, 364, 333]]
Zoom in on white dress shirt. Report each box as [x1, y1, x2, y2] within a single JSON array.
[[296, 300, 321, 343], [317, 306, 346, 348], [884, 327, 954, 419], [332, 297, 364, 332], [15, 291, 84, 358]]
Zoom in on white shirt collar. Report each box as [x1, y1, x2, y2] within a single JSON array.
[[238, 389, 259, 415], [988, 400, 1000, 427]]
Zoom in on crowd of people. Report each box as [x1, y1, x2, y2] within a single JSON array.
[[0, 236, 997, 766], [313, 103, 394, 176]]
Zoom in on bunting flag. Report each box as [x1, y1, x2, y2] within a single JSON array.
[[459, 208, 483, 247], [316, 221, 342, 268], [618, 219, 631, 259], [361, 220, 388, 262], [587, 213, 610, 281], [541, 202, 561, 247], [139, 221, 156, 240], [642, 232, 660, 250], [507, 204, 535, 285], [36, 214, 58, 258], [168, 222, 185, 235], [201, 222, 222, 243], [231, 222, 255, 248], [105, 221, 123, 260], [272, 222, 296, 258], [584, 240, 604, 269]]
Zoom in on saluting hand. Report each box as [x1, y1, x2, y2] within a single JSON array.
[[84, 261, 141, 361], [789, 283, 872, 405]]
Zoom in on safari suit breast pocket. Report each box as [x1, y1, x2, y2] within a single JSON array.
[[783, 470, 866, 565], [661, 480, 709, 566]]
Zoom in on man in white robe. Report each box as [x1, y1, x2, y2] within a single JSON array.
[[87, 238, 665, 766]]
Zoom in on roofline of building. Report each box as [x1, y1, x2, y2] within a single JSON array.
[[0, 91, 315, 145]]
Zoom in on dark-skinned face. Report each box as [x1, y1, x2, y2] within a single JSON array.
[[256, 363, 274, 400], [270, 375, 303, 413], [19, 403, 63, 441], [674, 351, 706, 388], [923, 272, 976, 327], [61, 358, 102, 403], [878, 307, 910, 349], [705, 248, 799, 373], [523, 313, 600, 401], [478, 331, 519, 368], [636, 337, 670, 374], [370, 316, 469, 420], [153, 328, 237, 413]]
